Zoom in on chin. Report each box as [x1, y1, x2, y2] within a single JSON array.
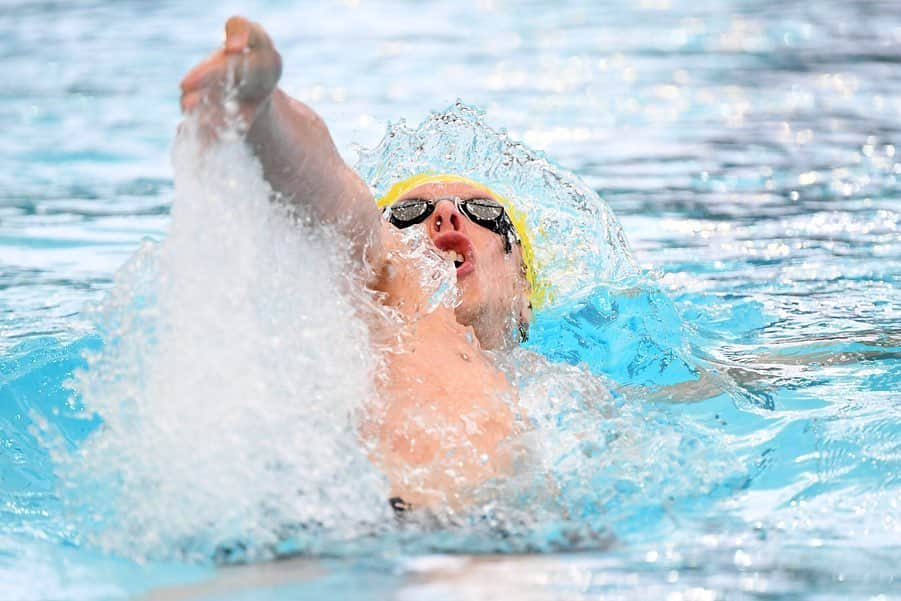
[[453, 301, 478, 327], [453, 293, 489, 330]]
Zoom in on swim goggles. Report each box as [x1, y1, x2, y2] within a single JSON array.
[[375, 173, 546, 309], [383, 196, 520, 253]]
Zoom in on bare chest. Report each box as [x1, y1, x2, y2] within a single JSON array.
[[368, 309, 518, 505]]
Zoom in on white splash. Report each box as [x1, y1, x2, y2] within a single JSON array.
[[396, 226, 462, 313], [44, 110, 738, 561], [57, 120, 391, 562]]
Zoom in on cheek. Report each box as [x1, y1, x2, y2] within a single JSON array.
[[476, 240, 507, 278], [468, 231, 517, 294], [481, 249, 520, 298]]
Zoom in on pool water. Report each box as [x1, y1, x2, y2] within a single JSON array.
[[2, 1, 899, 599]]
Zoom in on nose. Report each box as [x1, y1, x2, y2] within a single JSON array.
[[429, 199, 464, 234]]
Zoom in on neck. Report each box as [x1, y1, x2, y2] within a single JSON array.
[[465, 312, 519, 351]]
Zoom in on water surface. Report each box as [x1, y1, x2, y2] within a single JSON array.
[[1, 1, 899, 599]]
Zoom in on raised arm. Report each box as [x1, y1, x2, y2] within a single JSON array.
[[179, 16, 384, 260]]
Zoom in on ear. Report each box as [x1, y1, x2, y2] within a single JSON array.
[[519, 295, 532, 322], [512, 246, 532, 342], [517, 288, 533, 343]]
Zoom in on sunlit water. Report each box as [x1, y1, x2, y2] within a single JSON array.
[[2, 1, 899, 599]]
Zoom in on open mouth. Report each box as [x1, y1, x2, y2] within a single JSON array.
[[446, 250, 465, 269], [433, 233, 474, 278]]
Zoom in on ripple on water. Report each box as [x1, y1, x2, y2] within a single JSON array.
[[0, 0, 898, 597]]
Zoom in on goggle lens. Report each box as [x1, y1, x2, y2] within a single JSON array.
[[460, 199, 505, 222], [389, 199, 433, 225]]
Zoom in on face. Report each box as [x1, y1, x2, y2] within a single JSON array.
[[394, 181, 531, 349]]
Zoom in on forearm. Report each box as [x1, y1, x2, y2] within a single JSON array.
[[246, 89, 383, 256]]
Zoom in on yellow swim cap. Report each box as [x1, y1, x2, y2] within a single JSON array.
[[376, 173, 547, 309]]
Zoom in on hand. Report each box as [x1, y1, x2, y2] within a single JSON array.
[[179, 16, 282, 136]]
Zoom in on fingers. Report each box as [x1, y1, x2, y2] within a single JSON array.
[[246, 20, 274, 52], [179, 16, 280, 116], [237, 45, 282, 100], [180, 89, 202, 113], [180, 50, 221, 95], [179, 49, 228, 115], [224, 16, 272, 54]]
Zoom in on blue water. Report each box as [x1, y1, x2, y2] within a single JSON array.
[[2, 1, 899, 599]]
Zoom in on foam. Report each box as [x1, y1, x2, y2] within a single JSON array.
[[54, 120, 390, 562], [45, 107, 735, 562], [355, 102, 642, 307]]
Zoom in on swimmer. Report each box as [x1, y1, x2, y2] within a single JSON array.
[[180, 17, 533, 509]]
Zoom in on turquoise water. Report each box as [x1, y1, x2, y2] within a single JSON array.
[[2, 1, 899, 599]]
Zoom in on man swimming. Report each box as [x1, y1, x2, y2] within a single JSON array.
[[181, 17, 534, 509]]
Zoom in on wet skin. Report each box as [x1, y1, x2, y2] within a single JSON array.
[[367, 182, 530, 506], [181, 16, 530, 508]]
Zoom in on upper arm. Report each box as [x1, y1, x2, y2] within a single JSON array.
[[247, 89, 386, 261]]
